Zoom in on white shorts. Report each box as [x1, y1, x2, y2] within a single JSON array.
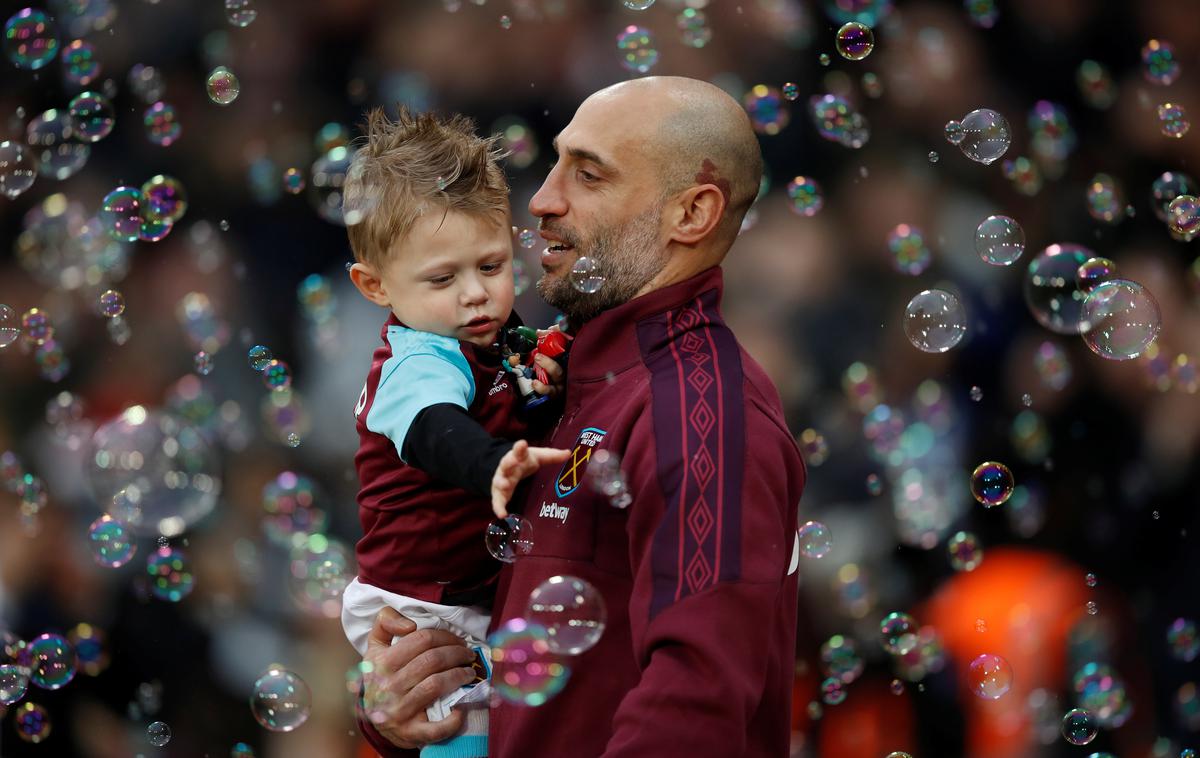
[[341, 577, 492, 721]]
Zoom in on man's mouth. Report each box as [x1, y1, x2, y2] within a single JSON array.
[[542, 242, 576, 267]]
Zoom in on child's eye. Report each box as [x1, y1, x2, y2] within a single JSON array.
[[429, 275, 453, 285], [481, 263, 504, 273]]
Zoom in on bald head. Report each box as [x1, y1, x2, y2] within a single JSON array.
[[584, 76, 764, 248]]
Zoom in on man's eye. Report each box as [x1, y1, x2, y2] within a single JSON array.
[[578, 170, 597, 183]]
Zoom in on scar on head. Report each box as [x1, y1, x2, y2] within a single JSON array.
[[694, 158, 732, 207]]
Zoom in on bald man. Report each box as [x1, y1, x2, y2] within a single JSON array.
[[358, 76, 806, 758]]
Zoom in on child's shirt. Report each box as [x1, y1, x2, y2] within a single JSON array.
[[353, 311, 540, 604]]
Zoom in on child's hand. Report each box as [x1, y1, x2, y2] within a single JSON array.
[[530, 352, 564, 397], [491, 440, 572, 519]]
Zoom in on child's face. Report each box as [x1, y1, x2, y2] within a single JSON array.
[[370, 209, 515, 348]]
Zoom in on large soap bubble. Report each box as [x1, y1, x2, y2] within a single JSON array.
[[86, 406, 220, 537], [1024, 244, 1093, 334], [1080, 279, 1161, 360]]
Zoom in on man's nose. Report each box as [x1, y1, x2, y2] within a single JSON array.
[[529, 166, 567, 220]]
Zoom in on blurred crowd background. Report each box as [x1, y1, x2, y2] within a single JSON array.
[[1, 0, 1199, 756]]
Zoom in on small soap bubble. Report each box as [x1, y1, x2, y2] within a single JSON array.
[[194, 351, 214, 376], [1085, 572, 1098, 588], [821, 677, 846, 705], [798, 520, 832, 558], [810, 93, 869, 147], [68, 623, 109, 676], [499, 14, 512, 29], [100, 186, 143, 242], [820, 635, 864, 684], [224, 0, 257, 27], [782, 82, 799, 101], [1062, 708, 1097, 745], [1075, 257, 1116, 291], [486, 515, 534, 562], [569, 257, 605, 294], [861, 72, 883, 98], [1168, 195, 1200, 240], [129, 64, 166, 103], [818, 52, 831, 66], [518, 228, 537, 249], [928, 151, 939, 163], [207, 66, 240, 105], [971, 461, 1014, 507], [890, 679, 905, 695], [247, 345, 272, 371], [786, 176, 824, 217], [623, 0, 655, 9], [14, 702, 51, 743], [970, 385, 983, 401], [880, 612, 919, 655], [947, 531, 983, 571], [143, 102, 182, 147], [282, 167, 305, 194], [0, 663, 30, 705], [798, 429, 829, 466], [1158, 103, 1190, 139], [903, 289, 967, 353], [21, 308, 53, 345], [1085, 173, 1124, 224], [1141, 39, 1180, 85], [286, 433, 300, 448], [250, 667, 311, 731], [1086, 600, 1099, 615], [616, 25, 657, 74], [142, 175, 188, 223], [0, 140, 39, 199], [88, 514, 136, 568], [965, 0, 999, 27], [1152, 172, 1195, 221], [888, 224, 931, 275], [835, 22, 874, 60], [1081, 280, 1161, 361], [28, 633, 76, 690], [261, 359, 292, 391], [743, 85, 789, 135], [68, 91, 115, 142], [146, 546, 194, 601], [1077, 60, 1116, 109], [968, 653, 1013, 699], [1167, 619, 1199, 662], [866, 473, 883, 495], [147, 720, 171, 747], [1034, 341, 1072, 390], [945, 120, 965, 144], [955, 108, 1011, 164], [61, 39, 100, 85], [231, 742, 256, 758], [488, 619, 569, 706], [4, 8, 59, 70], [525, 575, 606, 655], [975, 215, 1025, 266]]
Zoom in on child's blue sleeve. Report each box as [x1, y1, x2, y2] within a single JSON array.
[[365, 326, 476, 463]]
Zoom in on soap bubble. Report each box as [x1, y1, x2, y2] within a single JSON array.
[[143, 101, 182, 146], [250, 666, 311, 732], [26, 108, 89, 180], [225, 0, 256, 27], [947, 530, 983, 571], [585, 449, 631, 508], [0, 662, 29, 705], [1168, 619, 1199, 662], [297, 275, 336, 322], [194, 350, 214, 376], [489, 619, 569, 707], [1158, 103, 1190, 138], [4, 8, 59, 70], [809, 93, 870, 148], [820, 635, 863, 684], [1024, 244, 1092, 334], [60, 38, 99, 85], [67, 623, 108, 676], [88, 514, 136, 568], [975, 215, 1024, 265], [288, 533, 351, 618], [100, 186, 143, 242], [28, 633, 76, 690], [1029, 101, 1076, 163], [261, 359, 292, 390], [486, 515, 534, 563], [128, 64, 165, 103], [141, 175, 188, 223], [14, 702, 51, 742], [1076, 60, 1116, 110], [248, 345, 272, 371], [743, 85, 789, 135], [206, 66, 240, 105], [944, 120, 965, 144], [231, 743, 256, 758], [310, 146, 354, 225], [880, 612, 919, 655], [1081, 279, 1161, 361], [1034, 341, 1072, 390], [616, 25, 657, 74], [1141, 39, 1179, 85], [1075, 257, 1116, 291], [955, 108, 1010, 164], [1062, 708, 1097, 745], [1074, 664, 1130, 728], [965, 0, 999, 27], [87, 406, 220, 537], [146, 546, 195, 601], [147, 721, 171, 747], [1085, 173, 1124, 223], [97, 289, 125, 318], [903, 289, 967, 353], [21, 308, 53, 344], [525, 575, 606, 655], [676, 8, 711, 48], [623, 0, 655, 9], [282, 167, 305, 194], [786, 176, 823, 217], [782, 82, 799, 101], [1168, 195, 1199, 240], [569, 257, 605, 294], [821, 676, 846, 705], [888, 224, 931, 275], [261, 471, 327, 545], [798, 428, 829, 466], [0, 140, 37, 199], [968, 653, 1012, 699], [1152, 172, 1195, 221], [971, 461, 1014, 507], [928, 151, 939, 163], [68, 91, 114, 142], [835, 22, 874, 60], [798, 520, 832, 558]]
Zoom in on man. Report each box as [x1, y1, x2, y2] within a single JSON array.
[[358, 75, 806, 757]]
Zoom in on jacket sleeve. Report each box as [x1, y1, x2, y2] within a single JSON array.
[[601, 401, 802, 757]]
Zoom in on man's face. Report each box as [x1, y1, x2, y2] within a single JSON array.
[[529, 95, 673, 324]]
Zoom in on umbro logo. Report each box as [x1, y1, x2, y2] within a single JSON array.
[[538, 502, 570, 524]]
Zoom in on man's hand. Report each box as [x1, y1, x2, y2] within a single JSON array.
[[530, 352, 564, 396], [360, 608, 477, 750], [491, 439, 571, 518]]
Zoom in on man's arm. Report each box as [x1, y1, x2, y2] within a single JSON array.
[[602, 402, 804, 757]]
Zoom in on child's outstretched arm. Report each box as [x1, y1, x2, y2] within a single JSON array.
[[490, 440, 571, 519]]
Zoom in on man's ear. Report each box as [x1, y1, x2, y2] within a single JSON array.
[[349, 262, 391, 308], [669, 184, 726, 245]]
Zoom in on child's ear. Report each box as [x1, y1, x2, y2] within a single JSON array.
[[349, 262, 390, 308]]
